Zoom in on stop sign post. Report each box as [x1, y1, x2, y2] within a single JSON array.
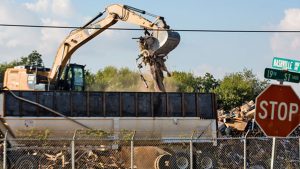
[[255, 84, 300, 137]]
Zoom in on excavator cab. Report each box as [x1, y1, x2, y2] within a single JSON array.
[[56, 64, 85, 91]]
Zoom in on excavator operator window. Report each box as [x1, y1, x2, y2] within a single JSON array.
[[71, 64, 85, 91], [56, 64, 84, 91], [73, 68, 83, 86], [67, 68, 73, 86]]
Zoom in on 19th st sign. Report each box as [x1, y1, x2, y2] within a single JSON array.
[[255, 84, 300, 137]]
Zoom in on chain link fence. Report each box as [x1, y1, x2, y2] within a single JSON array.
[[1, 133, 299, 169]]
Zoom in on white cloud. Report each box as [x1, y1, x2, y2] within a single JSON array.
[[24, 0, 50, 13], [0, 0, 77, 65], [279, 9, 300, 29], [193, 64, 228, 79], [0, 1, 41, 62], [271, 9, 300, 94], [271, 8, 300, 58], [40, 18, 68, 42], [51, 0, 74, 18], [38, 18, 69, 64], [24, 0, 74, 18]]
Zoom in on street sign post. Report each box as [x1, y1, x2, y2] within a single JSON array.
[[264, 68, 300, 83], [272, 57, 300, 73], [255, 84, 300, 137]]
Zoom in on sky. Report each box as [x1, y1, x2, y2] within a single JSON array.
[[1, 0, 300, 91]]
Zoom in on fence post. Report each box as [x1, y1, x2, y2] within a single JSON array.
[[270, 137, 276, 169], [130, 139, 134, 169], [243, 137, 247, 169], [3, 131, 7, 169], [189, 140, 193, 169], [243, 131, 249, 169], [71, 130, 77, 169], [190, 131, 195, 169], [130, 131, 136, 169]]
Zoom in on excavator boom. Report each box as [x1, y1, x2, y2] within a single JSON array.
[[49, 4, 180, 83], [3, 4, 180, 92]]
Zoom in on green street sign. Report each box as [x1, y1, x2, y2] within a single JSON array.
[[272, 57, 300, 73], [264, 68, 300, 83]]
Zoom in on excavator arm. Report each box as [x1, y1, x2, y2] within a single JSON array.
[[48, 4, 179, 84]]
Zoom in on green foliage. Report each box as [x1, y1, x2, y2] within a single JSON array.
[[215, 69, 268, 110], [196, 73, 220, 93], [21, 50, 44, 66], [120, 129, 135, 141], [86, 66, 141, 91], [77, 129, 111, 138], [242, 68, 269, 97], [171, 71, 196, 92], [171, 71, 219, 92], [17, 129, 51, 140]]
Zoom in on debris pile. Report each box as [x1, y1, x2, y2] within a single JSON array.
[[218, 101, 264, 137], [218, 100, 300, 137]]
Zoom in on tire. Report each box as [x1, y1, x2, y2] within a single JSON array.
[[249, 161, 268, 169], [195, 152, 217, 169], [170, 152, 190, 169], [155, 154, 171, 169], [14, 155, 38, 169]]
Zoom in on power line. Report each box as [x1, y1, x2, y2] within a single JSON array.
[[0, 23, 300, 33]]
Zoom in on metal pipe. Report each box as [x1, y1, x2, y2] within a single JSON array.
[[71, 130, 77, 169], [190, 131, 195, 169], [244, 138, 247, 169], [130, 131, 136, 169], [190, 140, 193, 169], [270, 137, 276, 169], [130, 140, 134, 169], [3, 131, 7, 169], [244, 130, 249, 169], [71, 139, 75, 169]]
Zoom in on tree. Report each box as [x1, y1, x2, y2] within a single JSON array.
[[85, 67, 115, 91], [20, 50, 44, 67], [112, 67, 140, 91], [171, 71, 197, 92], [169, 71, 219, 93], [215, 69, 268, 110], [242, 68, 268, 97], [85, 66, 142, 91], [195, 73, 219, 93]]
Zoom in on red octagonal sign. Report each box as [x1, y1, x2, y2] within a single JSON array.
[[255, 84, 300, 137]]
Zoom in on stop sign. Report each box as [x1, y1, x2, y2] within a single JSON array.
[[255, 84, 300, 137]]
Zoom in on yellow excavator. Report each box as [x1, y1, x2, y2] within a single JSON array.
[[3, 4, 180, 92]]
